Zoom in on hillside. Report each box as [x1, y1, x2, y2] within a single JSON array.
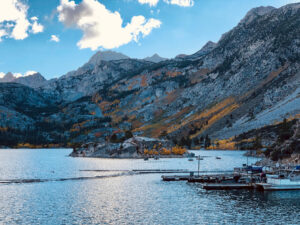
[[0, 3, 299, 150]]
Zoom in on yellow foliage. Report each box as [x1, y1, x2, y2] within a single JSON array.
[[0, 127, 8, 132], [171, 145, 186, 155], [161, 148, 171, 155], [167, 97, 237, 134], [208, 139, 237, 150]]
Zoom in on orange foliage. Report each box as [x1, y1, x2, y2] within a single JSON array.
[[166, 71, 182, 78], [161, 148, 171, 155], [0, 127, 8, 132], [168, 97, 238, 135], [171, 145, 186, 155], [94, 132, 103, 138], [141, 75, 148, 87]]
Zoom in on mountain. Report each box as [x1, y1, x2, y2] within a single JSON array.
[[188, 41, 217, 59], [1, 3, 300, 149], [0, 72, 16, 82], [143, 54, 167, 63], [88, 50, 130, 64], [0, 72, 47, 88], [14, 73, 47, 88]]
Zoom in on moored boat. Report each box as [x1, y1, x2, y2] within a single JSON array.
[[256, 168, 300, 191]]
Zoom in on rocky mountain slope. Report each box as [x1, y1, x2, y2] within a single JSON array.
[[0, 3, 299, 148], [0, 72, 47, 88], [143, 54, 167, 63]]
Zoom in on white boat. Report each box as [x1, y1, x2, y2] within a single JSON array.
[[256, 172, 300, 191]]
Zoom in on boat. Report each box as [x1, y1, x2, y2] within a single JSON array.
[[154, 156, 160, 160], [256, 169, 300, 191], [216, 157, 221, 159], [188, 158, 194, 161], [144, 157, 149, 161]]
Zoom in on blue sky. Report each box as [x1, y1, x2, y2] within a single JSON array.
[[0, 0, 297, 79]]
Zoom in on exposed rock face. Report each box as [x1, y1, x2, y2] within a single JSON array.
[[143, 54, 167, 63], [0, 72, 47, 88], [0, 72, 15, 82], [270, 120, 300, 160], [14, 73, 47, 88], [88, 50, 130, 64], [0, 3, 300, 148], [70, 137, 175, 158]]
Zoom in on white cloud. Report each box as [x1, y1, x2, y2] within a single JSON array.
[[163, 0, 194, 7], [50, 35, 60, 42], [31, 16, 38, 21], [57, 0, 161, 50], [13, 72, 23, 78], [0, 0, 44, 41], [31, 20, 44, 34], [137, 0, 194, 7], [24, 70, 37, 76], [13, 71, 36, 78], [0, 71, 37, 79], [138, 0, 159, 7]]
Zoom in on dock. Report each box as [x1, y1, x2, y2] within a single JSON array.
[[202, 183, 254, 190], [162, 173, 235, 183]]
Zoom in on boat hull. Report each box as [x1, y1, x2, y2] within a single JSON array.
[[256, 183, 300, 191]]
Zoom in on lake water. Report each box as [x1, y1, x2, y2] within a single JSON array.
[[0, 149, 299, 225]]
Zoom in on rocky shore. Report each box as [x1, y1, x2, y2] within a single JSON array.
[[70, 136, 191, 158], [256, 120, 300, 166]]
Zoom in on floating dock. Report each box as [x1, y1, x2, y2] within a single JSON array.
[[202, 183, 254, 190]]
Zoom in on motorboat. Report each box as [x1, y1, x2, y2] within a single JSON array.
[[256, 168, 300, 191]]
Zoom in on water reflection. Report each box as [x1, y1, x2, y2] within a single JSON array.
[[0, 149, 299, 224]]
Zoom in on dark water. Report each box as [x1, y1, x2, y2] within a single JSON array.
[[0, 149, 299, 225]]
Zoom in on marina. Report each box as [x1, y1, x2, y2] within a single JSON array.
[[162, 164, 300, 191]]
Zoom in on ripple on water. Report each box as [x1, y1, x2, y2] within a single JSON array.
[[0, 149, 299, 225]]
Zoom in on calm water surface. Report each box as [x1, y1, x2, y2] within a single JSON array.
[[0, 149, 299, 225]]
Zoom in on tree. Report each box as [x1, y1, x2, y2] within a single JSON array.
[[159, 130, 168, 138], [278, 118, 292, 143], [204, 135, 211, 148], [125, 130, 133, 139], [253, 134, 262, 150], [110, 134, 118, 143]]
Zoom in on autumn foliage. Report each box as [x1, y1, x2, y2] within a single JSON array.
[[143, 145, 186, 156]]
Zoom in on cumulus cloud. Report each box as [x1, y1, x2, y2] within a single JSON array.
[[137, 0, 194, 7], [0, 71, 37, 79], [57, 0, 161, 50], [163, 0, 194, 7], [0, 0, 44, 41], [31, 17, 44, 34], [50, 35, 60, 42], [138, 0, 159, 7], [24, 70, 37, 76]]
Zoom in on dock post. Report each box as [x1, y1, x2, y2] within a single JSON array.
[[197, 155, 200, 177]]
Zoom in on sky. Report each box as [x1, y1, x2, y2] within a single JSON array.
[[0, 0, 298, 79]]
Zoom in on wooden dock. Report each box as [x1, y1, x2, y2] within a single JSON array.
[[162, 174, 235, 182], [202, 183, 254, 190]]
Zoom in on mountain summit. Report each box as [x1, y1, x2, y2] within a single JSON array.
[[0, 72, 46, 88], [88, 50, 130, 65], [143, 54, 167, 63]]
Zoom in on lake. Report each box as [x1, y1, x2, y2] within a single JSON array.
[[0, 149, 299, 224]]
